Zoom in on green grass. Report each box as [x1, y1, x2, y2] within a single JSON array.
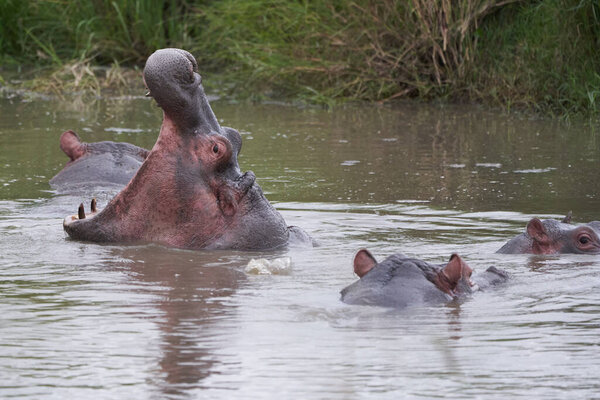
[[0, 0, 201, 64], [193, 0, 513, 103], [464, 0, 600, 118], [1, 0, 599, 118]]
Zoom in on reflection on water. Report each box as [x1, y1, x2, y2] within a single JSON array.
[[0, 94, 599, 399], [113, 247, 246, 397]]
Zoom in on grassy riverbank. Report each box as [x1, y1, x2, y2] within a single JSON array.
[[1, 0, 599, 118]]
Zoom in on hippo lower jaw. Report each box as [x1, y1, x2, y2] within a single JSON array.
[[63, 172, 257, 230], [61, 171, 276, 249], [63, 199, 99, 227]]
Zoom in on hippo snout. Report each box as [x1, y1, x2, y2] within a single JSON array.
[[143, 49, 202, 116], [143, 48, 220, 133], [144, 48, 198, 90]]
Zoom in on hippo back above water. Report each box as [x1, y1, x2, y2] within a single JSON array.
[[341, 249, 508, 308], [497, 213, 600, 254], [61, 48, 312, 250], [50, 130, 148, 191]]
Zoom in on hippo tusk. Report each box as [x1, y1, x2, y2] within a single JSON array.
[[145, 91, 151, 97], [78, 203, 86, 220], [91, 198, 97, 213]]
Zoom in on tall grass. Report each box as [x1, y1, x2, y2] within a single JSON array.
[[1, 0, 599, 117], [0, 0, 201, 65], [465, 0, 600, 117], [194, 0, 521, 103]]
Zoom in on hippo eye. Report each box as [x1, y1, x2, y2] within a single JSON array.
[[579, 235, 590, 245], [212, 144, 219, 154]]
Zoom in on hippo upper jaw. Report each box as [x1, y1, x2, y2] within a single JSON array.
[[143, 48, 219, 135]]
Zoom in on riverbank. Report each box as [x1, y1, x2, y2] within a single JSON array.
[[1, 0, 598, 119]]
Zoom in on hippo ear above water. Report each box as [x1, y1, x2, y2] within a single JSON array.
[[526, 217, 554, 253], [59, 130, 86, 161], [353, 249, 377, 278], [526, 218, 549, 241], [441, 254, 466, 287], [562, 211, 573, 224]]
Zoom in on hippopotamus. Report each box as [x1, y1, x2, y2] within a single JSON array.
[[50, 130, 149, 190], [62, 48, 312, 250], [497, 212, 600, 254], [341, 249, 508, 308]]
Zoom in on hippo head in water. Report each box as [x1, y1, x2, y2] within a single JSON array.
[[63, 48, 310, 250], [341, 249, 508, 308], [497, 213, 600, 254], [50, 130, 149, 190]]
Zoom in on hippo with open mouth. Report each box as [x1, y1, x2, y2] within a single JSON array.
[[63, 48, 312, 250]]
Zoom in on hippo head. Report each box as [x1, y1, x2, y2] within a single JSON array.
[[49, 130, 150, 189], [497, 213, 600, 254], [524, 217, 600, 254], [352, 249, 476, 298], [62, 48, 291, 250]]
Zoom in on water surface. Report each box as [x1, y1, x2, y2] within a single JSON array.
[[1, 94, 599, 399]]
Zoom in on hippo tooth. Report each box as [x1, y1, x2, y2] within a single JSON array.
[[78, 203, 86, 220], [91, 198, 97, 213], [145, 91, 151, 97]]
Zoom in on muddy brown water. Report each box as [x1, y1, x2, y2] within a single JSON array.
[[1, 94, 599, 399]]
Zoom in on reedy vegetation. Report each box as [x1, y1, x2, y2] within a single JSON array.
[[0, 0, 598, 117]]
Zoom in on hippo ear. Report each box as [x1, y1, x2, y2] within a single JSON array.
[[526, 218, 550, 244], [59, 130, 86, 161], [561, 211, 572, 224], [353, 249, 377, 278], [441, 254, 465, 286]]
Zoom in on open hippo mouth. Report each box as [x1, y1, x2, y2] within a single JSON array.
[[62, 48, 294, 250]]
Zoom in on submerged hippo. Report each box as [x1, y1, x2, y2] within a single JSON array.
[[62, 48, 312, 250], [497, 213, 600, 254], [341, 249, 508, 308], [50, 130, 148, 190]]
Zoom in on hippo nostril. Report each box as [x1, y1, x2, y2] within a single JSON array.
[[178, 49, 198, 73], [236, 171, 256, 193]]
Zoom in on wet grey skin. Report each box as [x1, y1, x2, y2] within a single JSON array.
[[62, 48, 313, 250], [474, 266, 510, 290], [497, 213, 600, 254], [341, 252, 508, 308], [50, 130, 149, 190]]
